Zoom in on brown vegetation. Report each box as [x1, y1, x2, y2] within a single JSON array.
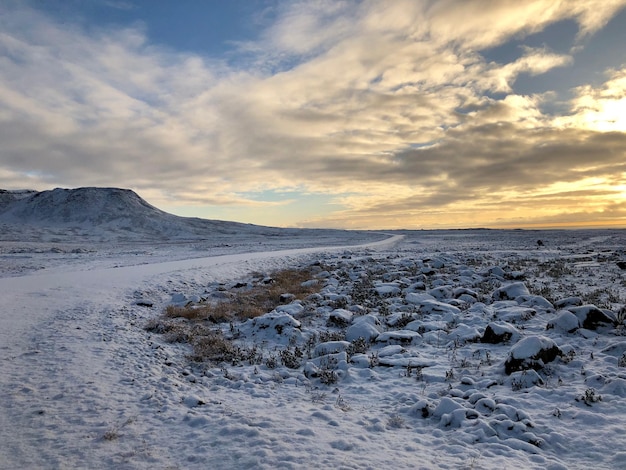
[[163, 267, 319, 323], [146, 267, 321, 363]]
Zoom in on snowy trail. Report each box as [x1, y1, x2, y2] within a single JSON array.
[[0, 235, 402, 343], [0, 234, 402, 469]]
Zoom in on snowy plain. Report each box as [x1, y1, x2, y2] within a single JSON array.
[[1, 228, 626, 470]]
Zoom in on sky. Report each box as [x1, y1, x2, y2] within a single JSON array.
[[1, 0, 626, 230]]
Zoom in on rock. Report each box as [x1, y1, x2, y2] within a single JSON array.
[[405, 292, 436, 304], [378, 345, 406, 357], [508, 370, 544, 389], [554, 296, 583, 309], [327, 308, 353, 327], [346, 321, 380, 342], [504, 336, 562, 375], [616, 261, 626, 270], [170, 292, 188, 305], [313, 341, 351, 357], [492, 282, 530, 301], [486, 266, 506, 278], [546, 310, 580, 333], [279, 293, 296, 302], [375, 330, 422, 345], [300, 279, 319, 288], [448, 324, 482, 343], [240, 311, 302, 344], [494, 306, 536, 323], [601, 342, 626, 357], [427, 286, 453, 301], [374, 283, 402, 296], [481, 322, 521, 344], [430, 257, 446, 269], [516, 295, 554, 310], [306, 351, 348, 370], [569, 305, 616, 330], [453, 287, 479, 299], [275, 301, 305, 317], [433, 397, 463, 417], [386, 312, 418, 327], [418, 300, 462, 318]]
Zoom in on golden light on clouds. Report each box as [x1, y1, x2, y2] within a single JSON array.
[[0, 1, 625, 229]]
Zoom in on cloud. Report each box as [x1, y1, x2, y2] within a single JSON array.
[[555, 68, 626, 131], [0, 1, 625, 228]]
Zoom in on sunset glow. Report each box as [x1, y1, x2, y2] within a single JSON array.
[[1, 1, 626, 229]]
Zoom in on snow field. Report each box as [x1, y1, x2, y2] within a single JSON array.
[[2, 230, 626, 469]]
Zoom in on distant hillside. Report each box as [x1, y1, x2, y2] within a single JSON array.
[[0, 187, 374, 245], [0, 187, 281, 239]]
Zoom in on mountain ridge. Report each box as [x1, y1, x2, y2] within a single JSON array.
[[0, 187, 323, 241]]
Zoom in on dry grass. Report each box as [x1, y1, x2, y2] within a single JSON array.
[[190, 329, 238, 363], [147, 267, 322, 364], [164, 302, 232, 323], [164, 267, 319, 323]]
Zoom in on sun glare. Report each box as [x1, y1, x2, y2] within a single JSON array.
[[580, 97, 626, 132]]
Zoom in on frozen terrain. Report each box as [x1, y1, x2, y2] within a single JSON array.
[[1, 190, 626, 469]]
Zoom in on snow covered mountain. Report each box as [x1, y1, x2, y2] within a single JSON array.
[[0, 187, 357, 243]]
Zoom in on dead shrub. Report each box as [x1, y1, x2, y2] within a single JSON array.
[[190, 329, 238, 363]]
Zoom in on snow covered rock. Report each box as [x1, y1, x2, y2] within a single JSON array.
[[453, 287, 479, 300], [327, 308, 353, 327], [170, 292, 190, 305], [346, 315, 382, 342], [405, 292, 436, 304], [304, 351, 348, 382], [568, 305, 616, 330], [554, 296, 583, 309], [427, 286, 453, 301], [601, 342, 626, 357], [484, 266, 506, 278], [375, 330, 422, 345], [349, 353, 371, 368], [481, 322, 521, 344], [377, 345, 406, 357], [386, 311, 418, 327], [504, 336, 563, 375], [275, 301, 305, 317], [313, 341, 351, 357], [240, 311, 301, 344], [374, 283, 402, 296], [516, 295, 554, 310], [418, 300, 461, 318], [430, 257, 446, 269], [492, 282, 530, 301], [182, 395, 205, 408], [447, 324, 482, 343], [433, 397, 468, 428], [507, 370, 544, 389], [494, 306, 536, 323], [546, 310, 580, 333]]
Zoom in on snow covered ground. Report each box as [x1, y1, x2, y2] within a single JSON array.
[[1, 229, 626, 469]]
